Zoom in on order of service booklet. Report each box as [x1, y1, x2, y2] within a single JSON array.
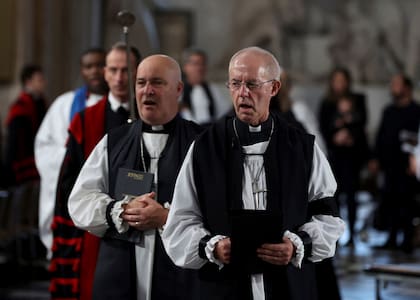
[[114, 167, 154, 202], [230, 209, 283, 273], [105, 168, 154, 244]]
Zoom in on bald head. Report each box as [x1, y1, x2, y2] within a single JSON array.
[[229, 47, 282, 81], [139, 54, 182, 82], [135, 54, 183, 125]]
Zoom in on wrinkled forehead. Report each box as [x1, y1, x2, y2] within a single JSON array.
[[229, 54, 271, 81]]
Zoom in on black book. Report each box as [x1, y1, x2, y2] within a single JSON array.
[[114, 167, 154, 201], [105, 168, 154, 244], [230, 209, 283, 274]]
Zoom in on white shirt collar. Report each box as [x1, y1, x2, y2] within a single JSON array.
[[108, 92, 130, 112]]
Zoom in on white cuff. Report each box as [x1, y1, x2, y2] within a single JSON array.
[[283, 230, 304, 268], [158, 202, 171, 235], [205, 235, 227, 269], [111, 196, 131, 234]]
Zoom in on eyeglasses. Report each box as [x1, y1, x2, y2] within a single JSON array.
[[225, 79, 275, 91]]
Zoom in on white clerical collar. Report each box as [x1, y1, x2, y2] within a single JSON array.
[[233, 117, 273, 146], [151, 125, 164, 131], [248, 125, 262, 132], [108, 92, 130, 112]]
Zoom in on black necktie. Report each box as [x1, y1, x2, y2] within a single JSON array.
[[117, 106, 129, 121], [113, 106, 128, 127], [118, 106, 128, 116]]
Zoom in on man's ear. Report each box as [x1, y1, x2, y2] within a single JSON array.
[[177, 81, 184, 95], [271, 80, 281, 96]]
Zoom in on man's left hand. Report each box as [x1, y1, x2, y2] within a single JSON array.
[[256, 236, 295, 265]]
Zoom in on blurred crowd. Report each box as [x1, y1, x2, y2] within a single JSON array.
[[272, 68, 420, 254]]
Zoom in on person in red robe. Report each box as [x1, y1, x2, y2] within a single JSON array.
[[4, 64, 47, 260], [49, 42, 141, 300]]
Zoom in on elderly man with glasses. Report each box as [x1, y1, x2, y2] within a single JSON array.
[[162, 46, 345, 300]]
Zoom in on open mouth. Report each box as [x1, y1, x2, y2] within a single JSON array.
[[239, 103, 253, 110], [143, 100, 157, 106]]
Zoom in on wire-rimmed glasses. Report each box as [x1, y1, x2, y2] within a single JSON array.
[[225, 79, 275, 91]]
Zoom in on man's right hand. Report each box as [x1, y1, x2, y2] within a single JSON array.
[[214, 237, 231, 264]]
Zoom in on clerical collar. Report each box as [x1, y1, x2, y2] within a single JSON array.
[[142, 117, 177, 133], [233, 116, 274, 146], [248, 124, 262, 132], [108, 92, 129, 112]]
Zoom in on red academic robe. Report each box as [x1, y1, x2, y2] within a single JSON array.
[[49, 98, 108, 300]]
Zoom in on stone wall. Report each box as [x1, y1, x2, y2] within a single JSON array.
[[1, 0, 420, 147], [148, 0, 420, 84]]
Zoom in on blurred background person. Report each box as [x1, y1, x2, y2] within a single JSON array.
[[318, 67, 370, 246], [319, 67, 367, 143], [179, 48, 231, 126], [49, 43, 140, 300], [369, 73, 420, 253], [35, 48, 108, 259], [4, 64, 47, 261], [328, 94, 370, 246]]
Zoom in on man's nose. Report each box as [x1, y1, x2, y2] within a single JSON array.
[[238, 83, 250, 97], [116, 70, 125, 82], [144, 82, 154, 94]]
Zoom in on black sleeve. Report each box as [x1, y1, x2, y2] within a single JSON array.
[[308, 197, 340, 218], [54, 132, 85, 219]]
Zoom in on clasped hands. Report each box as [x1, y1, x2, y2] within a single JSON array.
[[121, 192, 168, 231], [214, 236, 295, 266]]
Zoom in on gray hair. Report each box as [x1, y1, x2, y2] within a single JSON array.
[[229, 46, 282, 80]]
